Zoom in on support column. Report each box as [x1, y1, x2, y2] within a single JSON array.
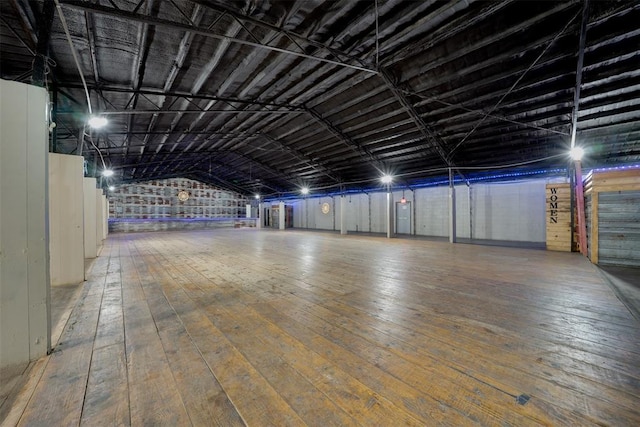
[[340, 196, 347, 235], [449, 168, 457, 243], [386, 189, 394, 238], [570, 0, 589, 256], [279, 201, 285, 230], [257, 202, 263, 229], [246, 204, 252, 218], [32, 0, 56, 87], [574, 161, 588, 255]]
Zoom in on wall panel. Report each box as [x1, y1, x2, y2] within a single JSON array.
[[283, 178, 558, 244], [49, 153, 85, 285], [83, 178, 98, 259], [96, 189, 105, 251], [415, 187, 449, 237], [0, 80, 50, 370]]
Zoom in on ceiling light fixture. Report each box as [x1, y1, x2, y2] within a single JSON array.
[[301, 187, 309, 195], [254, 194, 260, 199], [88, 116, 108, 129], [569, 146, 584, 161], [102, 169, 114, 177], [108, 186, 115, 191], [380, 174, 393, 184]]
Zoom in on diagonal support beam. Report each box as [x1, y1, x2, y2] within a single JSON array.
[[0, 15, 36, 56], [378, 67, 452, 166], [190, 0, 372, 71], [59, 0, 376, 73], [183, 155, 288, 193], [259, 133, 342, 183], [377, 67, 468, 182], [56, 84, 305, 111], [306, 107, 387, 175]]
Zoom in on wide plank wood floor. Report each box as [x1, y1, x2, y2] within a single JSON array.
[[2, 228, 639, 426]]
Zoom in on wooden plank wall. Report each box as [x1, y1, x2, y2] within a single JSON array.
[[545, 183, 571, 251], [584, 168, 640, 264]]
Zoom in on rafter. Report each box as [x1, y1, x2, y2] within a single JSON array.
[[125, 0, 158, 161], [0, 15, 36, 56], [56, 84, 305, 111], [377, 67, 464, 180], [258, 133, 342, 184], [191, 0, 372, 71], [306, 107, 387, 175], [58, 0, 377, 73]]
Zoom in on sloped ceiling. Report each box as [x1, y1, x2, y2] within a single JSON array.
[[1, 0, 639, 196]]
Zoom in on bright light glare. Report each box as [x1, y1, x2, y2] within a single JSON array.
[[570, 146, 584, 161], [301, 187, 309, 195], [254, 194, 260, 199], [380, 174, 393, 184], [102, 169, 114, 177], [88, 116, 108, 129], [108, 186, 115, 191]]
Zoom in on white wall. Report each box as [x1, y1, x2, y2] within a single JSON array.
[[469, 181, 546, 242], [415, 186, 449, 237], [369, 192, 387, 233], [103, 195, 109, 239], [0, 80, 50, 370], [49, 153, 85, 286], [96, 189, 105, 252], [279, 178, 562, 243], [315, 196, 335, 230], [83, 178, 98, 259]]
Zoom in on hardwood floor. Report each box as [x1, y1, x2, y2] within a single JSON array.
[[2, 228, 639, 426]]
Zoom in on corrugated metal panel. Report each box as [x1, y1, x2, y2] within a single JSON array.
[[598, 191, 640, 267]]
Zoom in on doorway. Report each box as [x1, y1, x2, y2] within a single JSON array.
[[396, 201, 411, 234]]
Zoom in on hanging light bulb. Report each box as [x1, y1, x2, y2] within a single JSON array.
[[569, 146, 584, 161], [88, 116, 108, 129], [380, 174, 393, 184]]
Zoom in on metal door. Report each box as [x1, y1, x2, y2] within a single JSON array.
[[396, 202, 411, 234]]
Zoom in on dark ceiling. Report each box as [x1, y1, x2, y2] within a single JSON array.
[[1, 0, 639, 196]]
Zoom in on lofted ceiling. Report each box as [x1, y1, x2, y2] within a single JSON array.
[[1, 0, 639, 196]]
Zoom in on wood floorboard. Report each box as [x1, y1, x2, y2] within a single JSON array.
[[3, 228, 640, 426], [16, 245, 113, 426]]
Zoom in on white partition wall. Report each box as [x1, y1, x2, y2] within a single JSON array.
[[49, 153, 85, 286], [96, 189, 106, 251], [83, 178, 98, 259], [0, 80, 50, 370], [103, 194, 109, 239]]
